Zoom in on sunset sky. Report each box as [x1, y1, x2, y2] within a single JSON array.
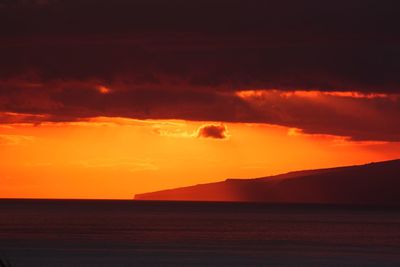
[[1, 0, 400, 199]]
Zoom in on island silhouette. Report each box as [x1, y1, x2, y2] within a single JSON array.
[[135, 159, 400, 205]]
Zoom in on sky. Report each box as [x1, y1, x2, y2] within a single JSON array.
[[1, 0, 400, 199]]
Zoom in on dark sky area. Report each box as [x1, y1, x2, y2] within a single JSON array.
[[1, 0, 400, 141]]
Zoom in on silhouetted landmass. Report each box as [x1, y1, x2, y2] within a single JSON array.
[[135, 159, 400, 205]]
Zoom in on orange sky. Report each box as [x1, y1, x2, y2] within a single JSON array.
[[1, 117, 399, 199], [2, 1, 400, 200]]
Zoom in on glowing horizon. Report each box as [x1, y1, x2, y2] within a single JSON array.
[[1, 114, 399, 199]]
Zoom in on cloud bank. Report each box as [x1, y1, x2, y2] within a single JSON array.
[[1, 1, 400, 141]]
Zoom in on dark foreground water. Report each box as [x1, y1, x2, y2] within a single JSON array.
[[0, 200, 399, 266]]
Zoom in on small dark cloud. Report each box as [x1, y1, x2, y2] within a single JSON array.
[[197, 124, 228, 139]]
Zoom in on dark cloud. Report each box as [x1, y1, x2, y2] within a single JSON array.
[[0, 80, 263, 122], [237, 91, 400, 142], [197, 124, 228, 139], [0, 81, 400, 141], [1, 38, 400, 93], [1, 1, 400, 141], [0, 0, 400, 92]]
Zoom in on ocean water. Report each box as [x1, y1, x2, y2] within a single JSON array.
[[0, 200, 399, 266]]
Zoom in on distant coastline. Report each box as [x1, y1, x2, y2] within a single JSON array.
[[135, 159, 400, 206]]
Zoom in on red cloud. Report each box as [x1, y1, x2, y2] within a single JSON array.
[[1, 80, 400, 141], [197, 124, 228, 139]]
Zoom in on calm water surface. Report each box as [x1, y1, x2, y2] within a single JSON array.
[[0, 200, 399, 266]]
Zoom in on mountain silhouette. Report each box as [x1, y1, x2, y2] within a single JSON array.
[[135, 159, 400, 205]]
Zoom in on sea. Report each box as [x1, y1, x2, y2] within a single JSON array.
[[0, 199, 399, 266]]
